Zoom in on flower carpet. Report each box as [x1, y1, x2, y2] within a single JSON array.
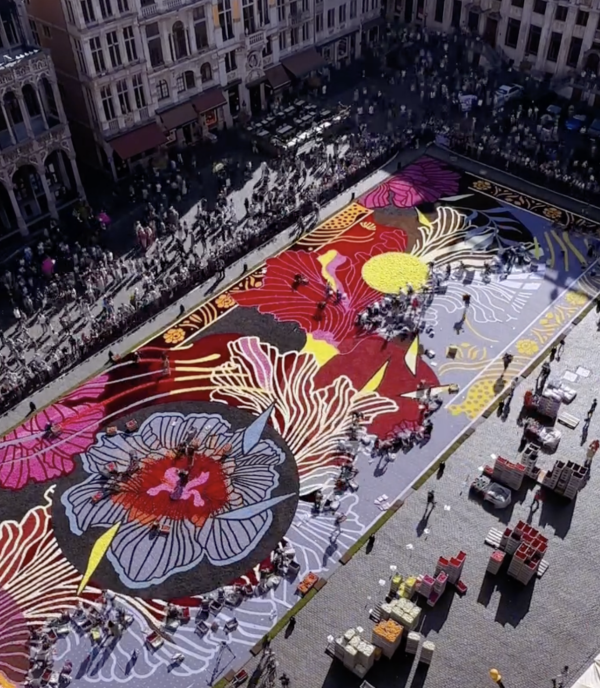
[[0, 157, 598, 688]]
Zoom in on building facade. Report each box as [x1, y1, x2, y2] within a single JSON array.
[[393, 0, 600, 104], [26, 0, 383, 179], [0, 1, 83, 240]]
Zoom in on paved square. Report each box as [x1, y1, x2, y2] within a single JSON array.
[[0, 156, 598, 688]]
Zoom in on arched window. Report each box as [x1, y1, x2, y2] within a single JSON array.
[[200, 62, 212, 83], [184, 70, 195, 89], [586, 52, 600, 75], [156, 79, 169, 100], [172, 21, 188, 60], [4, 92, 23, 124], [22, 84, 41, 118]]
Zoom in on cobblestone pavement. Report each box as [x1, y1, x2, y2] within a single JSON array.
[[241, 304, 600, 688]]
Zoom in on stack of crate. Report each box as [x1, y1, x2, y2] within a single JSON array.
[[405, 631, 421, 656], [335, 629, 376, 676], [416, 574, 435, 600], [435, 551, 466, 585], [486, 550, 505, 575], [505, 521, 548, 585], [492, 456, 525, 490], [388, 598, 421, 631], [372, 620, 403, 659], [520, 444, 540, 479], [420, 640, 436, 665], [542, 460, 588, 500], [427, 571, 448, 607]]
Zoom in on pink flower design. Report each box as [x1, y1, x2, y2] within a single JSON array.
[[0, 376, 107, 490], [361, 157, 461, 209], [147, 467, 210, 507]]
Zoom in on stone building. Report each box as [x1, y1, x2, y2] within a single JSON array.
[[26, 0, 383, 179], [0, 0, 83, 240]]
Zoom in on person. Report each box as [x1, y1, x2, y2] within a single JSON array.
[[502, 352, 513, 371], [530, 488, 542, 512], [426, 489, 436, 508], [288, 615, 296, 630], [437, 461, 446, 477]]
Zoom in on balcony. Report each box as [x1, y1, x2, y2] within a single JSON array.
[[290, 10, 308, 25], [138, 0, 202, 19], [247, 30, 265, 47]]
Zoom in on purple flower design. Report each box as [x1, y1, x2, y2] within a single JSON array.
[[361, 157, 461, 210]]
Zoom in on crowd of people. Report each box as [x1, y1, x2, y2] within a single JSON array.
[[0, 118, 405, 415], [2, 22, 599, 416]]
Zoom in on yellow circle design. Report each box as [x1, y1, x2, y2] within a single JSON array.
[[516, 338, 539, 356], [163, 327, 186, 344], [362, 252, 429, 294], [566, 291, 587, 306]]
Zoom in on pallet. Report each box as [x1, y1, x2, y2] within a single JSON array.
[[537, 559, 549, 578], [369, 601, 383, 623], [484, 528, 503, 548]]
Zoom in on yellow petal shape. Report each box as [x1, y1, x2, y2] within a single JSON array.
[[417, 208, 432, 228], [301, 333, 339, 367], [360, 360, 389, 393], [317, 249, 339, 289], [533, 237, 541, 261], [405, 335, 419, 376], [78, 522, 121, 595]]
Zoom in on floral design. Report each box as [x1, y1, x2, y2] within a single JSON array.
[[62, 411, 295, 589], [361, 157, 460, 209], [472, 180, 492, 191], [211, 337, 398, 494], [0, 376, 107, 490], [565, 290, 588, 306], [543, 207, 563, 221], [516, 339, 540, 356], [163, 328, 186, 344], [215, 293, 236, 309], [233, 228, 407, 351]]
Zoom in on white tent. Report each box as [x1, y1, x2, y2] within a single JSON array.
[[571, 655, 600, 688]]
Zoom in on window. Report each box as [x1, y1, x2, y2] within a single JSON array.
[[73, 37, 87, 74], [339, 3, 346, 23], [316, 12, 323, 31], [117, 0, 129, 10], [262, 36, 272, 55], [184, 70, 195, 88], [451, 0, 461, 28], [100, 85, 116, 121], [533, 0, 546, 15], [99, 0, 113, 18], [84, 87, 97, 123], [243, 0, 256, 34], [218, 0, 234, 41], [567, 36, 582, 68], [362, 0, 368, 12], [193, 6, 208, 50], [65, 0, 75, 23], [511, 0, 524, 7], [132, 73, 146, 108], [116, 79, 131, 114], [200, 61, 212, 82], [371, 0, 377, 10], [277, 0, 285, 22], [123, 26, 137, 61], [29, 19, 40, 45], [90, 36, 106, 72], [350, 0, 356, 18], [106, 31, 122, 68], [576, 9, 588, 26], [145, 23, 164, 67], [290, 26, 298, 45], [302, 22, 309, 41], [80, 0, 95, 23], [176, 74, 185, 92], [327, 8, 334, 27], [279, 31, 287, 50], [505, 18, 520, 49], [290, 1, 297, 16], [41, 23, 51, 39], [526, 24, 541, 56], [434, 0, 445, 22], [224, 49, 236, 72], [156, 79, 169, 99], [171, 21, 188, 60], [546, 31, 561, 62], [554, 5, 567, 22], [301, 0, 309, 10]]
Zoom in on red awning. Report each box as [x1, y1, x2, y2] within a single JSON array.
[[265, 64, 291, 90], [159, 102, 197, 130], [282, 47, 325, 78], [109, 123, 167, 159], [193, 88, 227, 115]]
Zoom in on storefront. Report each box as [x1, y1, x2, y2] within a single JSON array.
[[158, 101, 198, 147], [319, 30, 360, 69], [281, 47, 326, 92], [247, 75, 268, 116], [192, 88, 229, 135], [362, 16, 386, 46], [264, 64, 291, 108], [107, 122, 167, 178]]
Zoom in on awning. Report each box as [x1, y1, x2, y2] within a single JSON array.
[[318, 28, 358, 49], [362, 15, 385, 31], [486, 10, 501, 19], [282, 47, 325, 78], [109, 123, 167, 159], [265, 64, 291, 90], [247, 74, 268, 88], [192, 88, 227, 115], [159, 102, 197, 131], [465, 3, 483, 12]]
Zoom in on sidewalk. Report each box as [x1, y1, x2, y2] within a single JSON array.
[[0, 145, 424, 435]]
